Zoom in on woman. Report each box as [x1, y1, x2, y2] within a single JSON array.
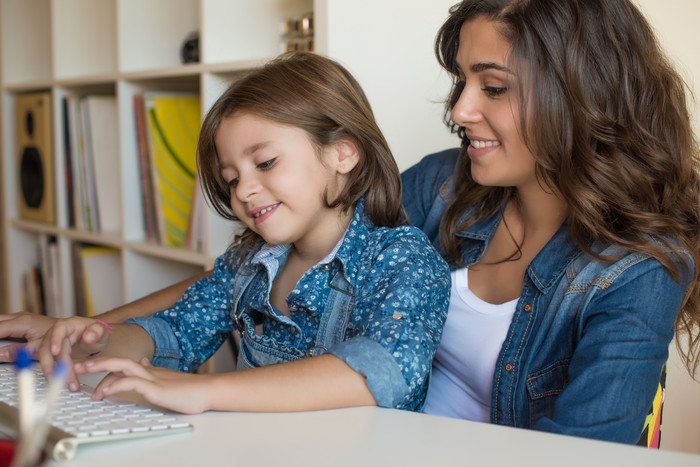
[[404, 0, 700, 444], [2, 0, 699, 445]]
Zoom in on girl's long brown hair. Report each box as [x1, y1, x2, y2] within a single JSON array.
[[197, 52, 406, 261], [436, 0, 700, 375]]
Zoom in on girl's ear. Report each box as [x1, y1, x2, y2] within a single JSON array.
[[334, 139, 360, 175]]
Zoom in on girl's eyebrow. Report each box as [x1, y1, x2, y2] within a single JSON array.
[[243, 141, 272, 156]]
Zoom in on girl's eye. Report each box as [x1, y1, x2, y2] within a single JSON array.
[[227, 178, 239, 190], [482, 86, 507, 97], [257, 158, 277, 170]]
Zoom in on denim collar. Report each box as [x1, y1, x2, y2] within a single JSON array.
[[455, 205, 580, 295], [248, 199, 369, 277]]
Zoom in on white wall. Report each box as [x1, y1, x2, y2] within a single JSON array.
[[316, 0, 458, 171], [633, 1, 700, 455]]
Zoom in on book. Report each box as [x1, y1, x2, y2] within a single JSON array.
[[134, 93, 159, 243], [64, 96, 86, 231], [21, 266, 43, 315], [142, 93, 201, 248], [70, 242, 87, 317], [185, 174, 205, 252], [37, 235, 64, 318], [62, 98, 75, 228], [83, 95, 120, 233], [77, 95, 100, 232], [73, 245, 122, 317]]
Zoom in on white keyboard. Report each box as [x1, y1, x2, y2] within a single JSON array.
[[0, 365, 193, 461]]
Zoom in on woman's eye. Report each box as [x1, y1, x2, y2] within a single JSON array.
[[227, 178, 239, 190], [482, 86, 507, 97]]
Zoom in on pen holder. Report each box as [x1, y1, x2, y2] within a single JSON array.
[[0, 439, 15, 467], [0, 438, 46, 467]]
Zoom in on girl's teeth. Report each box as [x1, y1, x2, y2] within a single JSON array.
[[255, 206, 274, 217]]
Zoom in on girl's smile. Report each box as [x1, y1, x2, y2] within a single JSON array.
[[249, 203, 280, 225], [215, 112, 356, 258]]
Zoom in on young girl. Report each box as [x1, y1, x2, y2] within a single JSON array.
[[33, 52, 450, 414]]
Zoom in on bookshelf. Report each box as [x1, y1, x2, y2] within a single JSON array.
[[0, 0, 456, 318]]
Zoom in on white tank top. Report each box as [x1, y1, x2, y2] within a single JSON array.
[[423, 267, 518, 422]]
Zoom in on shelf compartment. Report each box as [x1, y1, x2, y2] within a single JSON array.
[[122, 249, 205, 304], [117, 0, 199, 73], [52, 0, 118, 80], [0, 0, 52, 85], [200, 0, 313, 64]]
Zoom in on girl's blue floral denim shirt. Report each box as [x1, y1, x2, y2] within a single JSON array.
[[127, 200, 450, 411], [401, 148, 693, 443]]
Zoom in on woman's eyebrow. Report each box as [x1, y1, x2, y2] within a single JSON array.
[[471, 61, 514, 74]]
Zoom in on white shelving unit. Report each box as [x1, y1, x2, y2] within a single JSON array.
[[0, 0, 457, 317]]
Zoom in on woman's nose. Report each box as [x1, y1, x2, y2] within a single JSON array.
[[450, 86, 482, 127]]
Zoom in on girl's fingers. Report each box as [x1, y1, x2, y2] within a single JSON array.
[[94, 375, 155, 400], [75, 357, 153, 380]]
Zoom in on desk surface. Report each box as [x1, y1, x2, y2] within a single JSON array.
[[42, 375, 700, 467]]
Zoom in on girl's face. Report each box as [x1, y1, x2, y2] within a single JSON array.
[[216, 113, 356, 254], [451, 16, 537, 190]]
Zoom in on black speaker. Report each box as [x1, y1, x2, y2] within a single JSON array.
[[16, 92, 55, 224]]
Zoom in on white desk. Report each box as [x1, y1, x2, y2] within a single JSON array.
[[43, 375, 700, 467]]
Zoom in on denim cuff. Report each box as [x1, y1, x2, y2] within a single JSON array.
[[329, 336, 409, 408], [126, 317, 182, 370]]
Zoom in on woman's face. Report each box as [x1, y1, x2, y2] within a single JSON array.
[[451, 16, 537, 190]]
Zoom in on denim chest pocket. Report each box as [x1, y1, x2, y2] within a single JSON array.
[[526, 360, 571, 426]]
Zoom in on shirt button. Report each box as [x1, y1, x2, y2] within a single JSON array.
[[524, 304, 532, 312], [392, 312, 403, 319], [289, 305, 298, 311], [321, 264, 331, 271], [505, 363, 514, 372]]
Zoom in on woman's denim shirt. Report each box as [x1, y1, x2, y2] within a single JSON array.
[[128, 201, 450, 411], [402, 148, 692, 443]]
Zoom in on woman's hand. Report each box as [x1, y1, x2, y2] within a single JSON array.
[[35, 317, 113, 391], [74, 357, 211, 415], [0, 312, 58, 362]]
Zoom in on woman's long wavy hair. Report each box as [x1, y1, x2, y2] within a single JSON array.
[[198, 51, 406, 262], [436, 0, 700, 375]]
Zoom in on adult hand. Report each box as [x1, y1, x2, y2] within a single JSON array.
[[35, 317, 112, 391], [0, 312, 58, 362], [74, 357, 211, 415]]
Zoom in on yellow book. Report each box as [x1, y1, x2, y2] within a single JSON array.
[[143, 93, 201, 248], [79, 246, 122, 317]]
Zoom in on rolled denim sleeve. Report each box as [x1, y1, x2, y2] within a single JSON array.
[[329, 227, 450, 411], [126, 252, 237, 372]]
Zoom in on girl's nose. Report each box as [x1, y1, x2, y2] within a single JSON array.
[[234, 176, 260, 202]]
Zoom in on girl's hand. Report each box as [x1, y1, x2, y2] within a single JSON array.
[[74, 357, 211, 415], [35, 317, 112, 391]]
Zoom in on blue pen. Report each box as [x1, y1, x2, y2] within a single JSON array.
[[14, 347, 34, 439], [14, 346, 35, 466]]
